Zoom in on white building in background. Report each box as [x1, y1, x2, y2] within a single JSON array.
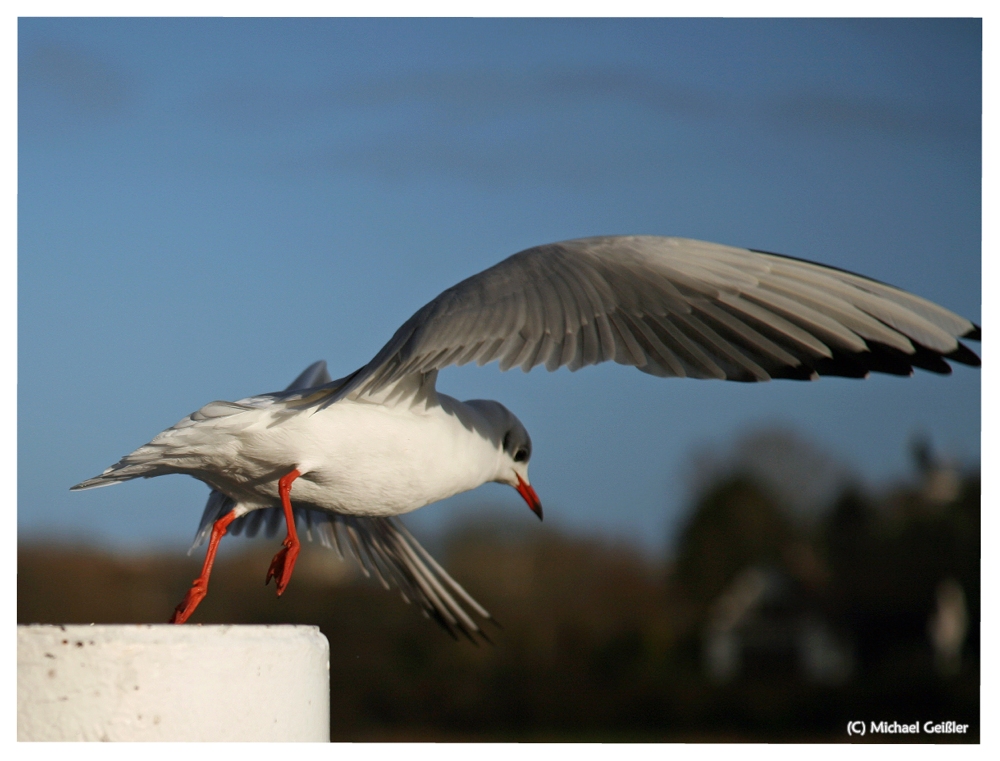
[[703, 565, 853, 686]]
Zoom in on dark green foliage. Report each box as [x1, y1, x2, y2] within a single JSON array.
[[673, 476, 796, 606]]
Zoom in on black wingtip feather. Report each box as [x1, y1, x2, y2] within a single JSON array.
[[947, 342, 981, 367], [963, 324, 981, 342], [433, 615, 494, 645], [458, 626, 481, 647], [429, 609, 461, 641], [868, 342, 953, 375], [771, 337, 978, 381], [416, 593, 494, 646], [807, 354, 871, 379], [769, 364, 820, 381]]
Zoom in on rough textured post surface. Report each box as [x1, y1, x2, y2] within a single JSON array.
[[17, 624, 330, 741]]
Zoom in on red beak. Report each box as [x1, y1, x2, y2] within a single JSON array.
[[515, 474, 543, 521]]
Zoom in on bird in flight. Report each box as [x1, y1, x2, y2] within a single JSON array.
[[72, 236, 980, 640]]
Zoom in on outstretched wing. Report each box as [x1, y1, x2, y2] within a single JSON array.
[[311, 236, 978, 406]]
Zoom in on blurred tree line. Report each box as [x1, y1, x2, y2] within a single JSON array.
[[18, 431, 979, 741]]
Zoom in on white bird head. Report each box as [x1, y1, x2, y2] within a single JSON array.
[[464, 399, 542, 520]]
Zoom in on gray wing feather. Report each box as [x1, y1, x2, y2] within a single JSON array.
[[315, 235, 977, 404], [286, 360, 334, 392], [190, 505, 494, 641]]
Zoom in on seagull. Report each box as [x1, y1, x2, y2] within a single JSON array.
[[188, 359, 498, 640], [71, 235, 980, 638]]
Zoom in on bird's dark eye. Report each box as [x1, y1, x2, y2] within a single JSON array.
[[513, 449, 528, 463]]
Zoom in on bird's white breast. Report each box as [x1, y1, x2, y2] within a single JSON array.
[[187, 394, 504, 517]]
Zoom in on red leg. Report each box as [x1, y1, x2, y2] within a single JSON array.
[[169, 510, 240, 624], [265, 468, 302, 596]]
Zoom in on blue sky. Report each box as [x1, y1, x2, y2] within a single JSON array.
[[18, 18, 981, 555]]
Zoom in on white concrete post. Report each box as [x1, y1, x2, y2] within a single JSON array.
[[17, 624, 330, 742]]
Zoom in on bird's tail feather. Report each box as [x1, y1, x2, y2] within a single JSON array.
[[70, 451, 173, 491]]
